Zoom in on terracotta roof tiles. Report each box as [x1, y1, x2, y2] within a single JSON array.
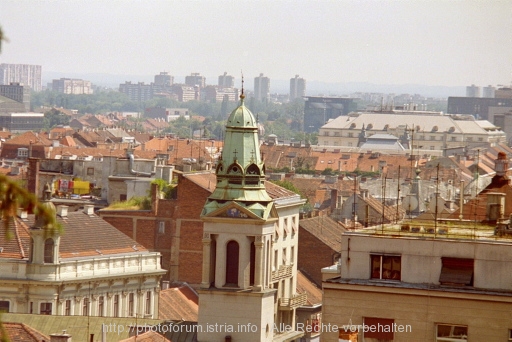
[[299, 215, 345, 252], [159, 284, 198, 321], [0, 322, 50, 342]]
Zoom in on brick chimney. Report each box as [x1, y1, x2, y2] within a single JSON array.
[[27, 158, 40, 197], [495, 152, 509, 177], [151, 182, 159, 214]]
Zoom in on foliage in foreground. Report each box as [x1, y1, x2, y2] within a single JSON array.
[[0, 175, 61, 239]]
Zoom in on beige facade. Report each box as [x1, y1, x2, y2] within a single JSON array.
[[0, 206, 166, 319], [319, 112, 505, 153], [321, 222, 512, 342]]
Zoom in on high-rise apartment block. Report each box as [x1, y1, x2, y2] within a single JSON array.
[[52, 78, 93, 95], [466, 84, 481, 97], [0, 64, 42, 91], [218, 72, 234, 88], [483, 85, 496, 98], [254, 73, 270, 102], [290, 74, 306, 101], [154, 72, 173, 86], [119, 82, 153, 103], [185, 73, 206, 88]]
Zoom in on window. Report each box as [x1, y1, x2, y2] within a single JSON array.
[[466, 137, 473, 142], [0, 301, 9, 313], [17, 148, 28, 158], [363, 317, 395, 341], [145, 291, 151, 315], [40, 302, 52, 315], [436, 324, 467, 341], [98, 296, 104, 316], [451, 136, 457, 141], [334, 132, 340, 136], [348, 133, 353, 138], [65, 300, 71, 315], [113, 295, 119, 317], [158, 222, 165, 234], [323, 131, 329, 136], [87, 167, 94, 176], [478, 137, 483, 142], [250, 242, 255, 286], [44, 238, 54, 263], [439, 258, 473, 286], [128, 293, 134, 316], [430, 135, 436, 140], [120, 194, 127, 201], [371, 255, 401, 280], [83, 297, 89, 316], [430, 146, 435, 150], [225, 241, 239, 286]]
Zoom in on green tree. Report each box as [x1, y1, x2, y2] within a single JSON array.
[[43, 108, 70, 130]]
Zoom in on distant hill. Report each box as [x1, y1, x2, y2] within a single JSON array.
[[43, 71, 465, 98]]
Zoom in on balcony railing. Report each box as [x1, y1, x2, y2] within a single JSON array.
[[279, 292, 307, 310], [271, 265, 292, 282]]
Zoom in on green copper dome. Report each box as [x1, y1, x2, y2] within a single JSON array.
[[201, 94, 273, 219]]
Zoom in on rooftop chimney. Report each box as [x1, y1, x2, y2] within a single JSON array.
[[50, 330, 72, 342], [495, 152, 509, 177], [57, 205, 68, 217], [83, 205, 95, 216]]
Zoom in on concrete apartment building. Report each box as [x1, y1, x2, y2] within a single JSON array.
[[304, 96, 357, 133], [290, 75, 306, 101], [321, 154, 512, 342], [0, 63, 42, 91], [0, 82, 30, 111], [185, 72, 206, 88], [254, 73, 270, 102], [52, 78, 93, 94], [218, 72, 235, 88]]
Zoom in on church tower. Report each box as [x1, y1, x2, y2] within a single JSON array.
[[198, 88, 305, 342]]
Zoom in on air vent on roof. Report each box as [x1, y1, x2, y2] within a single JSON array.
[[132, 245, 139, 251]]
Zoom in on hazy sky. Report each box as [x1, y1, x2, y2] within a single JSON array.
[[0, 0, 511, 87]]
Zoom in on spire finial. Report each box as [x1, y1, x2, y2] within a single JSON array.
[[240, 71, 245, 100]]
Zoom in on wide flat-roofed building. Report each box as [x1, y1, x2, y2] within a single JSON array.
[[318, 111, 505, 154]]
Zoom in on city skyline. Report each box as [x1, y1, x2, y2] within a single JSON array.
[[0, 1, 511, 89]]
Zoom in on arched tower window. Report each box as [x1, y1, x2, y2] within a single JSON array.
[[44, 238, 54, 263], [250, 241, 255, 286], [225, 240, 239, 286], [246, 164, 261, 175]]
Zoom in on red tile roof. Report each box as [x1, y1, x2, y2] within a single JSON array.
[[159, 284, 198, 321], [2, 210, 148, 260], [0, 322, 50, 342], [4, 131, 52, 146], [296, 271, 322, 306], [299, 215, 346, 252]]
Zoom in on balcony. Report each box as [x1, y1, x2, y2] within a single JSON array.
[[279, 292, 307, 310], [271, 265, 292, 282]]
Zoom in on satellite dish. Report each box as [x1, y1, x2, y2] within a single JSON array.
[[430, 195, 445, 214], [403, 194, 418, 212]]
